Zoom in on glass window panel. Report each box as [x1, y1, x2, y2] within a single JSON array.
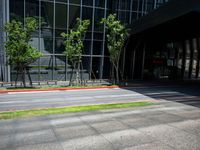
[[84, 32, 92, 40], [54, 55, 66, 81], [56, 0, 68, 3], [83, 40, 91, 55], [184, 40, 190, 78], [82, 6, 93, 31], [83, 0, 93, 6], [55, 3, 67, 29], [104, 41, 109, 56], [95, 0, 105, 8], [138, 0, 143, 12], [25, 0, 40, 35], [132, 0, 139, 11], [55, 38, 65, 54], [69, 5, 80, 28], [40, 37, 53, 54], [39, 55, 53, 81], [118, 11, 130, 24], [55, 29, 66, 38], [69, 0, 80, 5], [192, 39, 198, 78], [41, 1, 54, 28], [28, 59, 40, 82], [10, 0, 24, 21], [119, 0, 131, 10], [29, 37, 39, 50], [41, 28, 53, 37], [131, 12, 137, 23], [92, 57, 101, 79], [147, 0, 155, 12], [25, 0, 39, 17], [103, 57, 110, 79], [93, 32, 103, 40], [81, 57, 90, 80], [93, 41, 103, 55], [94, 8, 104, 31]]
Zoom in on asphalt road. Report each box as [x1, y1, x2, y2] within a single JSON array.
[[0, 87, 155, 111], [0, 84, 200, 111]]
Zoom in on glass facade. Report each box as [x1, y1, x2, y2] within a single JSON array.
[[140, 38, 200, 80], [2, 0, 168, 81], [0, 0, 3, 81]]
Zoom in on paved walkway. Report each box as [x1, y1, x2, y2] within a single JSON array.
[[0, 100, 200, 150], [0, 83, 200, 150]]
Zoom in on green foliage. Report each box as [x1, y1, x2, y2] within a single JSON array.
[[101, 14, 128, 83], [4, 17, 43, 67], [101, 14, 128, 64], [61, 18, 90, 64], [61, 18, 90, 85]]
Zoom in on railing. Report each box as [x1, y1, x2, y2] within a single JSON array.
[[0, 79, 111, 87]]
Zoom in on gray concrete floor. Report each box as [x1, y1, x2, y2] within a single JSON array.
[[0, 85, 200, 150]]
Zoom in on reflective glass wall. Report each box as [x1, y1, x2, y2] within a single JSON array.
[[9, 0, 168, 81], [0, 0, 4, 81]]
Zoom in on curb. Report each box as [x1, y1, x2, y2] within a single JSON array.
[[0, 86, 120, 94]]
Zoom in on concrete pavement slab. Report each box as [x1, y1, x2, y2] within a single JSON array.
[[15, 142, 64, 150], [169, 110, 200, 120], [102, 129, 154, 149], [13, 118, 51, 133], [0, 135, 11, 150], [169, 119, 200, 136], [12, 129, 57, 147], [54, 124, 97, 140], [123, 142, 175, 150], [118, 116, 160, 129], [138, 124, 200, 150], [145, 113, 186, 124], [90, 120, 128, 134], [61, 135, 115, 150]]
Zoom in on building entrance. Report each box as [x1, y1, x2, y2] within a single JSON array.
[[142, 39, 200, 80]]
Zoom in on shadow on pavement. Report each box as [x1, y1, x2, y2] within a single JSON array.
[[121, 80, 200, 108]]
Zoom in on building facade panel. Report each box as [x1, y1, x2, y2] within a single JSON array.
[[2, 0, 168, 82]]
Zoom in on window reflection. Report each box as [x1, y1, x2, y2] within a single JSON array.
[[69, 4, 80, 28], [41, 1, 54, 28], [10, 0, 24, 21], [55, 3, 67, 29], [8, 0, 168, 81]]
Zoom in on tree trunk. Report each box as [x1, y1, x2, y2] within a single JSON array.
[[15, 67, 19, 87], [80, 62, 83, 85], [26, 67, 32, 87], [110, 63, 114, 84], [116, 65, 119, 85], [69, 64, 74, 86], [76, 62, 80, 86], [21, 67, 26, 87], [114, 63, 119, 85]]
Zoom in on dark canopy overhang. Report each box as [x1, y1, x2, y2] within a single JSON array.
[[130, 0, 200, 42]]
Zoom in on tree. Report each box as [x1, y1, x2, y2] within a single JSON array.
[[4, 17, 43, 87], [61, 18, 90, 86], [101, 14, 128, 84]]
